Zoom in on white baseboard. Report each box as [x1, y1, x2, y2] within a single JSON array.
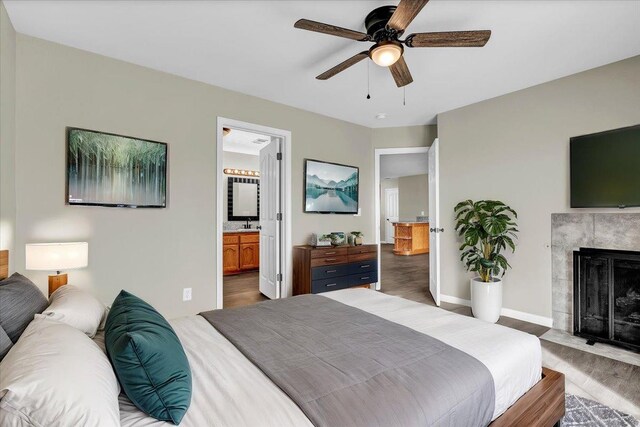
[[440, 294, 553, 328]]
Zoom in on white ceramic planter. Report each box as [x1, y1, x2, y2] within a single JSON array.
[[470, 277, 503, 323]]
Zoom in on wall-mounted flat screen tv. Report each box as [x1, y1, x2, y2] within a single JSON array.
[[304, 159, 359, 214], [66, 127, 167, 208], [570, 124, 640, 208]]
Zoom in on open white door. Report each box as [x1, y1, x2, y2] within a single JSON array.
[[428, 138, 441, 306], [384, 188, 399, 244], [258, 137, 281, 299]]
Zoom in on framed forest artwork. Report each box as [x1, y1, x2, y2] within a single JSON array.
[[66, 127, 167, 208]]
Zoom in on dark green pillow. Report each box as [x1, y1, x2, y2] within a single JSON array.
[[105, 290, 192, 424]]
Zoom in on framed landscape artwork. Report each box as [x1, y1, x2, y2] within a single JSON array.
[[66, 127, 167, 208], [304, 159, 359, 214]]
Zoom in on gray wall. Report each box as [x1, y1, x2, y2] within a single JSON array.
[[438, 55, 640, 320], [0, 2, 16, 272], [371, 125, 437, 149], [12, 34, 374, 318], [398, 174, 428, 221], [222, 151, 259, 223]]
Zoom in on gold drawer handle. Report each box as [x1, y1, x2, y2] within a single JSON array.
[[327, 270, 337, 273], [326, 283, 338, 287], [325, 258, 337, 262], [325, 251, 336, 255], [360, 265, 370, 268]]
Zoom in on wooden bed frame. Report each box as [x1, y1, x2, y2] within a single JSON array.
[[0, 248, 565, 426]]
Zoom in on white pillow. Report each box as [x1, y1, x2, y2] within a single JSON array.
[[38, 285, 105, 338], [0, 317, 120, 427]]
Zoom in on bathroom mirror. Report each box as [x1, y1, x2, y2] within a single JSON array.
[[228, 177, 259, 221]]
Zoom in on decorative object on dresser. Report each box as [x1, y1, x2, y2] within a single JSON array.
[[393, 222, 429, 255], [455, 200, 518, 323], [573, 247, 639, 352], [328, 231, 346, 246], [25, 242, 89, 296], [304, 159, 359, 214], [349, 231, 364, 246], [67, 127, 167, 208], [293, 244, 378, 295], [309, 233, 332, 247], [223, 232, 259, 275]]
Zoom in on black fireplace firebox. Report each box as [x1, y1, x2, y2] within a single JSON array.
[[573, 248, 640, 352]]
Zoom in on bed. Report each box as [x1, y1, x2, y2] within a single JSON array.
[[0, 250, 565, 427]]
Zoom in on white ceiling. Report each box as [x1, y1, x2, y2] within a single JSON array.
[[5, 1, 640, 128], [380, 153, 428, 179], [223, 129, 270, 156]]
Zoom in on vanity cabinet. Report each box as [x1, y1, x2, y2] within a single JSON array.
[[223, 232, 259, 275]]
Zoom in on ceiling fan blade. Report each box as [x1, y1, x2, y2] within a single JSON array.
[[406, 30, 491, 47], [294, 19, 370, 41], [387, 0, 430, 33], [316, 52, 369, 80], [389, 56, 413, 87]]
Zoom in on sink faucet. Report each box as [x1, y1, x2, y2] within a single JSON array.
[[243, 220, 252, 229]]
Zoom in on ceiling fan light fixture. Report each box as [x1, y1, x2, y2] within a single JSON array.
[[370, 41, 403, 67]]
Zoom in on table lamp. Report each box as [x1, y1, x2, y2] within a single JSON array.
[[25, 242, 88, 296]]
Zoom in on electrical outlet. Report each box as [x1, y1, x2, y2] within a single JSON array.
[[182, 288, 192, 302]]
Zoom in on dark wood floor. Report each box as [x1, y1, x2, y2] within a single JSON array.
[[223, 271, 266, 308], [378, 243, 640, 418]]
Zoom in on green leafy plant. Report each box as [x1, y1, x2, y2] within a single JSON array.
[[454, 200, 518, 283]]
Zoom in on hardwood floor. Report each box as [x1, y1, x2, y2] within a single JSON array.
[[378, 243, 640, 418], [223, 271, 266, 308]]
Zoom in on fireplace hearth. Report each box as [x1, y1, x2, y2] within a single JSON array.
[[574, 247, 640, 352]]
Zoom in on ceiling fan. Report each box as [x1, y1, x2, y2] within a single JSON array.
[[294, 0, 491, 87]]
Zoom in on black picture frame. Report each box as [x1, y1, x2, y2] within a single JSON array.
[[66, 127, 168, 208], [228, 177, 260, 221], [304, 158, 359, 214]]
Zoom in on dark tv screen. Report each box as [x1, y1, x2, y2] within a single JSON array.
[[570, 124, 640, 208]]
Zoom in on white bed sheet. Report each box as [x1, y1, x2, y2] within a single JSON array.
[[117, 289, 541, 426]]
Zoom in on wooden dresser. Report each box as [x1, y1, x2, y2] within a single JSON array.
[[223, 232, 259, 275], [293, 244, 378, 295], [393, 222, 429, 255]]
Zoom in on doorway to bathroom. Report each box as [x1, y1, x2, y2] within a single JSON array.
[[216, 118, 292, 309]]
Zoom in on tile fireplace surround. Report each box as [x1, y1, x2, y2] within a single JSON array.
[[551, 213, 640, 331]]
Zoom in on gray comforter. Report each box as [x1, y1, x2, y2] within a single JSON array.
[[201, 294, 495, 427]]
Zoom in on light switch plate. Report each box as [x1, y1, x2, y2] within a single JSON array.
[[182, 288, 192, 301]]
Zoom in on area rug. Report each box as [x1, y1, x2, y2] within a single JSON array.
[[562, 394, 639, 426]]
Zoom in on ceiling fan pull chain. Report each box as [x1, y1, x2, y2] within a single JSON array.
[[366, 60, 371, 99], [403, 87, 406, 106]]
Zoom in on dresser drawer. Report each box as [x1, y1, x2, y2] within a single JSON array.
[[311, 264, 351, 280], [311, 256, 348, 268], [347, 271, 378, 286], [240, 233, 259, 243], [311, 277, 353, 294], [348, 252, 377, 263], [348, 260, 377, 274], [310, 247, 349, 259], [347, 245, 377, 255]]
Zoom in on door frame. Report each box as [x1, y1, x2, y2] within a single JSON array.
[[374, 147, 430, 291], [216, 117, 292, 309]]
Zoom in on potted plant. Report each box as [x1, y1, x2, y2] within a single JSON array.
[[350, 231, 364, 246], [454, 200, 518, 323]]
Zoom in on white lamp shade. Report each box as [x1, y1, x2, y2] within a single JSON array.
[[25, 242, 88, 271]]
